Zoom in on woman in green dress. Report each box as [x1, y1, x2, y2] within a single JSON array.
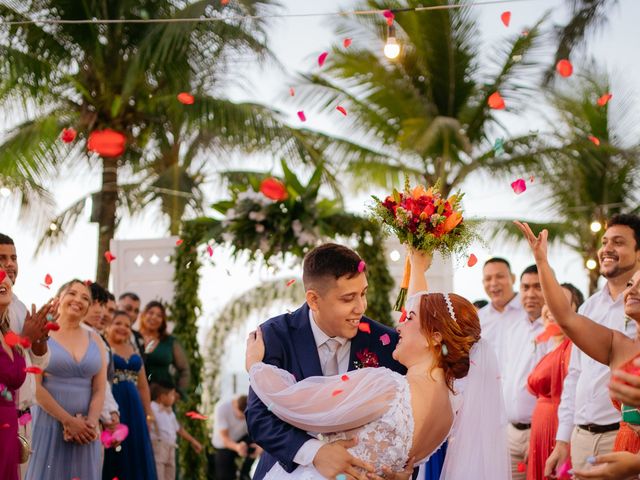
[[138, 301, 190, 399]]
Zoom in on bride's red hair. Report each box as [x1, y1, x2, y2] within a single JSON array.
[[418, 293, 481, 391]]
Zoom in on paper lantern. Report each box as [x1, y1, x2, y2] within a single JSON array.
[[87, 129, 126, 157]]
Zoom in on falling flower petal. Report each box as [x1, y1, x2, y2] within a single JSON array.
[[177, 92, 195, 105], [556, 59, 573, 78], [176, 239, 183, 246], [379, 333, 391, 346], [297, 110, 306, 122], [45, 321, 60, 332], [289, 87, 295, 97], [488, 92, 505, 110], [331, 389, 344, 397], [186, 411, 208, 420], [517, 462, 526, 473], [24, 366, 43, 374], [18, 412, 31, 426], [500, 11, 511, 27], [221, 0, 229, 4], [4, 331, 20, 347], [260, 177, 288, 201], [88, 129, 126, 158], [467, 254, 478, 267], [341, 374, 349, 382], [588, 135, 600, 146], [511, 178, 527, 195], [44, 274, 53, 285], [343, 38, 352, 48], [317, 52, 328, 67], [104, 251, 116, 263], [207, 245, 214, 257], [20, 337, 31, 349], [399, 307, 407, 323], [0, 270, 5, 283], [358, 322, 371, 334], [382, 9, 395, 26], [286, 279, 296, 287], [597, 93, 613, 106], [61, 128, 77, 143], [336, 105, 347, 116], [357, 260, 366, 273]]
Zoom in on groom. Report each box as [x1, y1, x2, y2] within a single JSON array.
[[246, 243, 443, 480]]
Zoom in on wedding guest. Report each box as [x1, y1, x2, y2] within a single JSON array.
[[102, 310, 157, 480], [516, 215, 640, 474], [0, 233, 52, 476], [213, 395, 261, 480], [150, 381, 203, 480], [139, 301, 190, 398], [26, 280, 107, 480], [499, 265, 549, 480], [104, 292, 117, 327], [0, 271, 27, 480], [117, 292, 145, 354], [526, 283, 583, 480]]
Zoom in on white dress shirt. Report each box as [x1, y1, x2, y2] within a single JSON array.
[[293, 310, 352, 467], [212, 398, 249, 449], [8, 294, 50, 410], [151, 400, 180, 446], [556, 285, 636, 441], [478, 293, 524, 356]]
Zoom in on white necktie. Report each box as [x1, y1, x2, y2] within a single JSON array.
[[323, 338, 340, 376]]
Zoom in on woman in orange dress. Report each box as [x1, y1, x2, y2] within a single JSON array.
[[526, 283, 583, 480]]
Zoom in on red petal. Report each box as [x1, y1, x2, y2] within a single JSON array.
[[297, 110, 306, 122], [44, 274, 53, 285], [317, 52, 328, 67], [588, 135, 600, 146], [341, 374, 349, 381], [176, 239, 183, 246], [556, 59, 573, 78], [488, 92, 505, 110], [517, 462, 526, 473], [104, 251, 116, 263], [4, 331, 20, 347], [260, 177, 288, 201], [289, 87, 295, 97], [24, 366, 43, 374], [61, 128, 77, 143], [177, 92, 195, 105], [467, 254, 478, 267], [336, 105, 347, 116], [357, 260, 366, 273], [379, 333, 391, 346], [500, 11, 511, 27], [286, 279, 296, 287], [207, 245, 213, 257], [511, 179, 527, 195], [331, 389, 344, 397], [343, 38, 352, 48], [185, 411, 208, 420], [221, 0, 230, 4], [383, 10, 394, 26], [20, 337, 31, 349], [358, 322, 371, 334], [87, 129, 126, 158], [45, 322, 60, 331], [399, 308, 407, 323], [597, 93, 613, 106], [0, 270, 6, 283]]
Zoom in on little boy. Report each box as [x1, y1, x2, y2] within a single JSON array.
[[150, 381, 203, 480]]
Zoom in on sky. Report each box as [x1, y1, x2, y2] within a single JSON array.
[[2, 0, 640, 397]]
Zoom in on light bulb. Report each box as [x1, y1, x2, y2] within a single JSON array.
[[389, 249, 401, 262], [586, 258, 597, 270], [49, 223, 58, 231], [590, 221, 602, 233], [384, 24, 400, 59]]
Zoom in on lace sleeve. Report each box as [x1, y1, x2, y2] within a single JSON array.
[[171, 338, 191, 396], [249, 363, 398, 433]]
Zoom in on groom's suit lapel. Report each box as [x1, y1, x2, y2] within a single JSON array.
[[290, 304, 323, 379]]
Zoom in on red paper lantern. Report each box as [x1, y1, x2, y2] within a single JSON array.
[[488, 92, 506, 110], [87, 129, 126, 158], [556, 59, 573, 78]]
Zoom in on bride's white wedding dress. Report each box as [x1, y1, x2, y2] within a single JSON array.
[[249, 338, 511, 480]]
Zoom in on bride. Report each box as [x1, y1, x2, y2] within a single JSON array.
[[245, 251, 511, 480]]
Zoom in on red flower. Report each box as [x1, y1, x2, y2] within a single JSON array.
[[259, 177, 288, 201], [382, 196, 398, 214], [355, 348, 379, 368]]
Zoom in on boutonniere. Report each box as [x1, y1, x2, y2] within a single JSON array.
[[354, 348, 379, 369]]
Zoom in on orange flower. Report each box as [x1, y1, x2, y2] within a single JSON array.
[[412, 185, 427, 199], [442, 212, 463, 233]]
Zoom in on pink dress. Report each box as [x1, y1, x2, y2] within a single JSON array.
[[0, 343, 27, 480]]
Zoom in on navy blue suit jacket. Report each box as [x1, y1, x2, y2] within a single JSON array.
[[246, 303, 405, 479]]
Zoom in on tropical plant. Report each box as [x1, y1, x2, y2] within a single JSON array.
[[489, 66, 640, 294], [294, 0, 549, 198]]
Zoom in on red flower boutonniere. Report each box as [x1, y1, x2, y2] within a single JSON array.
[[354, 348, 379, 369]]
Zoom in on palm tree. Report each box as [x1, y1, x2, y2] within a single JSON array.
[[491, 66, 640, 294], [294, 0, 550, 197]]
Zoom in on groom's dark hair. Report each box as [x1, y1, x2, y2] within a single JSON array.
[[303, 243, 365, 291]]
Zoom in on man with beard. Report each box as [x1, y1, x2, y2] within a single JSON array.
[[545, 214, 640, 475]]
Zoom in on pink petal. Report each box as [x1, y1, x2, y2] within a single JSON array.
[[336, 105, 347, 116], [510, 179, 527, 195], [343, 38, 352, 48], [207, 245, 213, 257], [357, 260, 366, 272], [379, 333, 391, 346], [318, 52, 328, 67], [297, 110, 306, 122], [286, 279, 296, 287], [289, 87, 295, 97]]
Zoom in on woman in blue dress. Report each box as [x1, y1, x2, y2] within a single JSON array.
[[26, 279, 107, 480], [103, 310, 157, 480]]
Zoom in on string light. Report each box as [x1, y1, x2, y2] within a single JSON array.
[[590, 221, 602, 233], [586, 258, 598, 270], [384, 24, 401, 59]]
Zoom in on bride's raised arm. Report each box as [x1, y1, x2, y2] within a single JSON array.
[[408, 249, 432, 296]]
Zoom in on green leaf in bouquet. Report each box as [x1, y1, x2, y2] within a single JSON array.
[[211, 200, 235, 214], [392, 188, 401, 204]]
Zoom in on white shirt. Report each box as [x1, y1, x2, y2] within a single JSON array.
[[478, 293, 523, 355], [151, 401, 180, 446], [293, 310, 353, 466], [556, 285, 636, 441], [8, 294, 50, 410], [212, 398, 249, 449]]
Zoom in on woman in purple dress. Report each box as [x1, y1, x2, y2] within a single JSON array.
[[0, 272, 27, 480]]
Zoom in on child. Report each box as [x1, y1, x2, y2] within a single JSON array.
[[150, 381, 203, 480]]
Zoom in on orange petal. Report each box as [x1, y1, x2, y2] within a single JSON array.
[[597, 93, 613, 106], [177, 92, 195, 105], [588, 135, 600, 146], [500, 11, 511, 27], [358, 322, 371, 333], [488, 92, 505, 110], [104, 251, 116, 263], [260, 177, 288, 201], [556, 59, 573, 78]]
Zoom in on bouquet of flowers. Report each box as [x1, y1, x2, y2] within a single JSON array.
[[371, 179, 476, 310]]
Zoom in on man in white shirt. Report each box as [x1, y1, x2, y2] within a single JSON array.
[[545, 214, 640, 474]]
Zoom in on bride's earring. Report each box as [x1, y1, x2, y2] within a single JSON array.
[[441, 344, 449, 356]]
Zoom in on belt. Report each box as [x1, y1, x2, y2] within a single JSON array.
[[17, 407, 30, 417], [511, 423, 531, 431], [578, 423, 620, 434]]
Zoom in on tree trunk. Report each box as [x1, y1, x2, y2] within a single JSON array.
[[95, 157, 118, 286]]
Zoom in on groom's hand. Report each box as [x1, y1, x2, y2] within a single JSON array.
[[313, 438, 373, 480]]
